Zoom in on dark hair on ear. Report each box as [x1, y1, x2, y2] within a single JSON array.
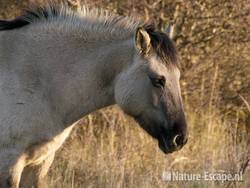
[[142, 24, 178, 65]]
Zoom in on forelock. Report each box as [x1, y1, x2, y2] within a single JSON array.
[[143, 24, 178, 65]]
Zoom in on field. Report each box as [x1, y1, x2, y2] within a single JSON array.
[[0, 0, 249, 187]]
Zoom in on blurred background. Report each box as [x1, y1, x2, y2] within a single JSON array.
[[0, 0, 249, 187]]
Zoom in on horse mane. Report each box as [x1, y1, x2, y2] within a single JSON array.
[[0, 6, 59, 30], [0, 4, 141, 35], [0, 4, 178, 65]]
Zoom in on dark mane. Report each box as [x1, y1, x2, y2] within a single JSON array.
[[0, 5, 178, 66], [0, 6, 59, 31], [143, 25, 178, 65]]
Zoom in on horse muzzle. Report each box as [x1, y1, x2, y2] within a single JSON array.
[[158, 133, 188, 154]]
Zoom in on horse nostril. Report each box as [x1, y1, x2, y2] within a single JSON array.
[[173, 134, 185, 147]]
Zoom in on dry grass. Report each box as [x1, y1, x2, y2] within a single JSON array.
[[48, 97, 250, 188], [0, 1, 249, 187]]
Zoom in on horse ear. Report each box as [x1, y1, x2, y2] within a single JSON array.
[[135, 27, 151, 56], [165, 25, 174, 39]]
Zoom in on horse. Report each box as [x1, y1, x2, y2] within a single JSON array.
[[0, 4, 188, 188]]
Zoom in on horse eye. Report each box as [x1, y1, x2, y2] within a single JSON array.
[[149, 76, 166, 88]]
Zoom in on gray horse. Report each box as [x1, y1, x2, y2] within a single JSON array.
[[0, 5, 188, 188]]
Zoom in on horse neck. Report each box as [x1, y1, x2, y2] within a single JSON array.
[[47, 35, 135, 126]]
